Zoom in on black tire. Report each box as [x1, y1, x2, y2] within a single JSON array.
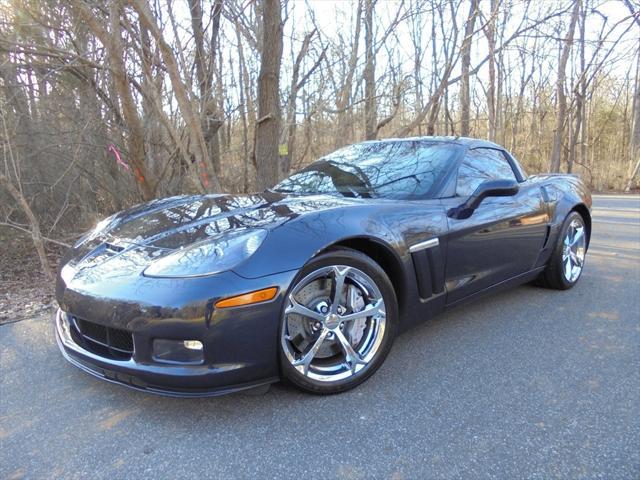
[[278, 247, 398, 394], [538, 211, 587, 290]]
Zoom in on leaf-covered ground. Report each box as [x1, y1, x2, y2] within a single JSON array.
[[0, 228, 61, 325]]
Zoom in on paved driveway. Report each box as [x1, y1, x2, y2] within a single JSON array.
[[1, 195, 639, 479]]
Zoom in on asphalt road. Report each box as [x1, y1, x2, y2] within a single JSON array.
[[1, 195, 639, 480]]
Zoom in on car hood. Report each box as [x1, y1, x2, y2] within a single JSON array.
[[59, 191, 362, 284], [102, 191, 363, 247]]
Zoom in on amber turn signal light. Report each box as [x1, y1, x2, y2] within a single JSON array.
[[215, 287, 278, 309]]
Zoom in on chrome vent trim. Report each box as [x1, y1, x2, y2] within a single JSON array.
[[409, 237, 439, 253]]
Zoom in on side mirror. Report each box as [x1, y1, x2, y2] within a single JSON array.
[[447, 179, 519, 220]]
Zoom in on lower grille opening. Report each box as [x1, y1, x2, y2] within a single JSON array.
[[70, 317, 134, 360]]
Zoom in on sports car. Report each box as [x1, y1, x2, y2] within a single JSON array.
[[54, 137, 591, 396]]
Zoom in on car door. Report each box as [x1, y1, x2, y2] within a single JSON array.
[[442, 148, 549, 304]]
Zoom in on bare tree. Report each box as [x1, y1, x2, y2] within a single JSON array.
[[132, 0, 221, 192], [188, 0, 224, 176], [330, 0, 363, 147], [567, 0, 586, 174], [549, 0, 580, 172], [0, 102, 55, 281], [624, 0, 640, 190], [364, 0, 377, 140], [0, 173, 53, 281], [285, 29, 326, 174], [625, 48, 640, 191], [483, 0, 499, 141], [77, 1, 156, 200], [460, 0, 479, 137], [1, 0, 639, 278], [254, 0, 284, 189]]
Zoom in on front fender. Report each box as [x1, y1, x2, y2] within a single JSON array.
[[233, 201, 448, 279], [233, 207, 400, 279]]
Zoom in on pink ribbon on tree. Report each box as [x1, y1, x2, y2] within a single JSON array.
[[108, 144, 130, 171]]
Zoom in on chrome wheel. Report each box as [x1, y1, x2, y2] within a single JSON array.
[[561, 217, 586, 283], [281, 265, 387, 383]]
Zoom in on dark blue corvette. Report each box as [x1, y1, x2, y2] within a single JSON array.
[[55, 137, 591, 396]]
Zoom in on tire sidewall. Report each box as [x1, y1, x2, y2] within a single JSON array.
[[278, 248, 398, 394]]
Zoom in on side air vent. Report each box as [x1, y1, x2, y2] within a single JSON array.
[[542, 225, 551, 249], [410, 241, 445, 300]]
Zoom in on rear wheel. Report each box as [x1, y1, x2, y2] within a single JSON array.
[[538, 211, 587, 290], [279, 248, 398, 394]]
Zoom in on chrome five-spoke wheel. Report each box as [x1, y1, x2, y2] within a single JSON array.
[[561, 217, 586, 283], [538, 211, 589, 290], [279, 249, 397, 393]]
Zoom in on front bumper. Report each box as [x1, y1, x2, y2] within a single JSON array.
[[54, 269, 298, 397]]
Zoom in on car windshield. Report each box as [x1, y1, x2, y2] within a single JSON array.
[[273, 141, 460, 200]]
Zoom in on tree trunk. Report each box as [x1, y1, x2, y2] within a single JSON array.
[[334, 0, 363, 148], [254, 0, 283, 190], [626, 47, 640, 191], [364, 0, 377, 140], [484, 0, 498, 141], [549, 0, 580, 172], [568, 1, 586, 174], [188, 0, 223, 176], [579, 3, 588, 171], [235, 21, 253, 193], [460, 0, 479, 137]]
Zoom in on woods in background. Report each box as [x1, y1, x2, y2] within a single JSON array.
[[0, 0, 639, 278]]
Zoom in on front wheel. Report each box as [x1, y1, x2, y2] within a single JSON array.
[[538, 211, 588, 290], [278, 248, 398, 394]]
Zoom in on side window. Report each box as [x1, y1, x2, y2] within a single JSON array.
[[456, 148, 517, 197]]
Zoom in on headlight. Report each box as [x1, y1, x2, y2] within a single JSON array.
[[74, 214, 118, 248], [143, 229, 267, 278]]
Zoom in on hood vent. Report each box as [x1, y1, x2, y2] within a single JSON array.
[[104, 242, 126, 253]]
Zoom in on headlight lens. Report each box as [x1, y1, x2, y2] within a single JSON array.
[[143, 229, 267, 278], [74, 214, 117, 248]]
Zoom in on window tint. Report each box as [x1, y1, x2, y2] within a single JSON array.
[[456, 148, 517, 196], [274, 141, 462, 200]]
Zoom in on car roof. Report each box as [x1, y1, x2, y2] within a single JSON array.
[[359, 136, 504, 150]]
